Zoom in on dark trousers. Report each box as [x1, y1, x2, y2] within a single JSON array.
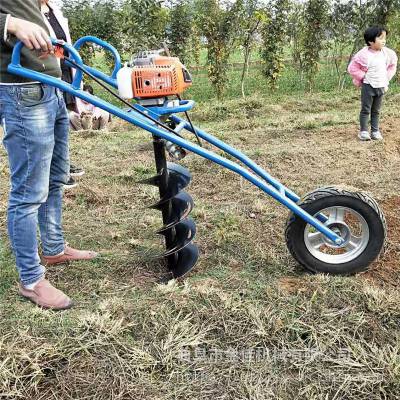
[[360, 83, 385, 132]]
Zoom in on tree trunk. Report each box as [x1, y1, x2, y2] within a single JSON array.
[[241, 45, 251, 98]]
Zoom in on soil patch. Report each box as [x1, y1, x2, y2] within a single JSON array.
[[361, 196, 400, 287]]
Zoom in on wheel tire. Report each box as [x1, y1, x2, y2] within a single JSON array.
[[285, 186, 386, 275]]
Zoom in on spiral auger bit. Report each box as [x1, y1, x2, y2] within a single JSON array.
[[139, 136, 198, 280]]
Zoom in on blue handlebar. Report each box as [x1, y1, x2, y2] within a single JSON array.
[[73, 36, 121, 79], [9, 37, 121, 90], [10, 39, 84, 89]]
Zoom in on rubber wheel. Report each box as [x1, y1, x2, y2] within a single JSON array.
[[285, 186, 386, 275]]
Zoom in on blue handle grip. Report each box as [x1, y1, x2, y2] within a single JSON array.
[[9, 37, 122, 89], [10, 38, 86, 89]]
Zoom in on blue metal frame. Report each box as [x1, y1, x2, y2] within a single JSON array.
[[73, 36, 121, 87], [7, 37, 342, 245]]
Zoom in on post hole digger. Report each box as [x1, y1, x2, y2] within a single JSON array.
[[8, 36, 386, 279]]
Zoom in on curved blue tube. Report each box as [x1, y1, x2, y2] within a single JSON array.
[[10, 39, 85, 89], [170, 114, 300, 202], [73, 35, 122, 79]]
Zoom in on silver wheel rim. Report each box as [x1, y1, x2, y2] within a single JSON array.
[[304, 206, 370, 264]]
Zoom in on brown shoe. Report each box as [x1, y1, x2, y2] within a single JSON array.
[[19, 279, 73, 310], [42, 245, 98, 266]]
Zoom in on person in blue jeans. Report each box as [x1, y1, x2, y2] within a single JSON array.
[[0, 0, 98, 310]]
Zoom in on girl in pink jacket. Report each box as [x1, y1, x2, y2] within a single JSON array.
[[348, 26, 397, 141]]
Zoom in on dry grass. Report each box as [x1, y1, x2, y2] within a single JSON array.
[[0, 88, 399, 399]]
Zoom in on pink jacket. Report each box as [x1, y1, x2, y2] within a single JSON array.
[[347, 46, 398, 87]]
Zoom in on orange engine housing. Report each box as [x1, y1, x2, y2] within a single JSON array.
[[131, 55, 192, 99]]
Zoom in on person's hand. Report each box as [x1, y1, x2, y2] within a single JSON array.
[[7, 16, 53, 54], [384, 86, 389, 93]]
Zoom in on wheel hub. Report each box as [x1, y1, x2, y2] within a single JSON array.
[[323, 222, 351, 248], [303, 206, 370, 264]]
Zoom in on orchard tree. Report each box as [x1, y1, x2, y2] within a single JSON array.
[[167, 0, 193, 64], [287, 1, 305, 75], [239, 0, 267, 97], [328, 0, 358, 89], [63, 0, 128, 65], [62, 0, 97, 62], [375, 0, 400, 26], [122, 0, 169, 54], [190, 23, 202, 66], [196, 0, 245, 99], [301, 0, 329, 91], [260, 0, 291, 90], [387, 9, 400, 82]]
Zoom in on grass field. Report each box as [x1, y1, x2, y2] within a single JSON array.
[[1, 81, 400, 398]]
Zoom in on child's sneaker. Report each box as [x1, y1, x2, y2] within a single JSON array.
[[371, 131, 383, 140], [358, 131, 371, 141]]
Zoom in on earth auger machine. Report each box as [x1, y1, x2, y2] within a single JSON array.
[[8, 36, 387, 280]]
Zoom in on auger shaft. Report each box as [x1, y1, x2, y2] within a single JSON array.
[[152, 136, 178, 271]]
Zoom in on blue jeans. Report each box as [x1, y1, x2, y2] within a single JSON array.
[[0, 84, 70, 286]]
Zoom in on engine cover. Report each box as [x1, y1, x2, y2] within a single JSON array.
[[131, 54, 192, 99]]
